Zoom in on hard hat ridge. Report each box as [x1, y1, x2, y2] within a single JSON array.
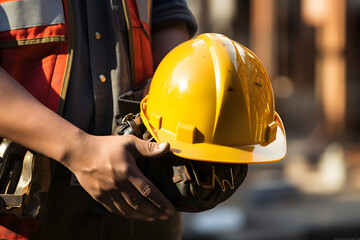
[[198, 34, 253, 145]]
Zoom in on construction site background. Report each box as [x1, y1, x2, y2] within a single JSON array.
[[182, 1, 360, 239]]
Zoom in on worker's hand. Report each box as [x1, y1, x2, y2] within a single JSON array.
[[64, 134, 175, 221]]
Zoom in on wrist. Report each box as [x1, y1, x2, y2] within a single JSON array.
[[58, 129, 91, 171]]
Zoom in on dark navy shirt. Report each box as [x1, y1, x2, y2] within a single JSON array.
[[63, 0, 197, 135]]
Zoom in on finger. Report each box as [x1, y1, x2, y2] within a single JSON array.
[[127, 135, 170, 158], [128, 167, 175, 216], [120, 185, 169, 220], [100, 191, 155, 221], [110, 195, 151, 221], [97, 197, 125, 215]]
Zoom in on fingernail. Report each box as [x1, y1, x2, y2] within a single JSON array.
[[147, 217, 155, 222], [157, 142, 167, 149], [159, 215, 169, 221], [165, 209, 174, 215]]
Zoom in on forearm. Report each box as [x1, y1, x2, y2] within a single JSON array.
[[152, 21, 190, 69], [0, 67, 175, 219], [0, 67, 86, 165], [141, 21, 190, 97]]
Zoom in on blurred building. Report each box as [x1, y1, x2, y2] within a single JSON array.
[[183, 1, 360, 239]]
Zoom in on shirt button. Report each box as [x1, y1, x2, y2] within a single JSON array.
[[94, 32, 101, 40], [99, 74, 106, 82]]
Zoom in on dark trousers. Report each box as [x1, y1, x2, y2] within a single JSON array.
[[34, 166, 182, 240]]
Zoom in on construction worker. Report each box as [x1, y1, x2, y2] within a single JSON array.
[[0, 0, 197, 239]]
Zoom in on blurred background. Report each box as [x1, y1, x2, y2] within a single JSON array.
[[182, 0, 360, 239]]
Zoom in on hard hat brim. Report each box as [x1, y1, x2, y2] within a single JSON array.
[[141, 101, 286, 164]]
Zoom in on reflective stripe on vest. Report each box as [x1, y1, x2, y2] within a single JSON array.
[[123, 0, 153, 87], [0, 0, 71, 239], [0, 0, 152, 239], [0, 0, 65, 32], [0, 0, 71, 113]]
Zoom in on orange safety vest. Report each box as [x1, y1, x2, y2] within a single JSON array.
[[0, 0, 152, 113], [0, 0, 153, 239]]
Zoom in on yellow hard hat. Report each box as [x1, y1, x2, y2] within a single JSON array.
[[140, 33, 286, 164]]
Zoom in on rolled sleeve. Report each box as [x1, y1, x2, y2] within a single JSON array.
[[152, 0, 198, 37]]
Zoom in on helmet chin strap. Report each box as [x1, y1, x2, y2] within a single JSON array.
[[215, 167, 235, 191], [187, 161, 235, 192]]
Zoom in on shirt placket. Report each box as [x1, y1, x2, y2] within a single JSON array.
[[86, 0, 113, 134]]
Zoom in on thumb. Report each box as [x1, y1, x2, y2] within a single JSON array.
[[131, 137, 170, 158]]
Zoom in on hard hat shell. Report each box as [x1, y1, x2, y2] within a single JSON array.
[[140, 33, 286, 164]]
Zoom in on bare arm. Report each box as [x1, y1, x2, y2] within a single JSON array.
[[152, 21, 190, 69], [0, 19, 190, 222], [0, 67, 82, 161], [142, 21, 190, 96], [0, 67, 174, 221]]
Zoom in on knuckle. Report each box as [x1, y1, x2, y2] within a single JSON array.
[[119, 207, 128, 215], [124, 135, 137, 145], [92, 187, 106, 201], [93, 191, 103, 200], [113, 202, 129, 216], [129, 201, 139, 210], [141, 185, 152, 198], [125, 196, 140, 211], [116, 208, 128, 216], [118, 164, 133, 179], [146, 142, 154, 153]]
